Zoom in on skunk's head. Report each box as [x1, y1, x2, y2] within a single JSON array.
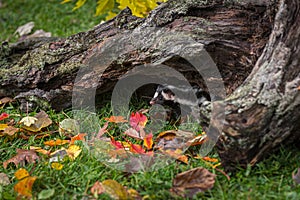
[[150, 85, 175, 105]]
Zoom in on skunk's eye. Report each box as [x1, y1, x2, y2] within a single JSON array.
[[159, 96, 163, 100]]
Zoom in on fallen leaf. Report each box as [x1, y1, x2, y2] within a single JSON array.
[[111, 137, 123, 149], [70, 133, 86, 144], [91, 181, 105, 196], [51, 162, 64, 170], [186, 133, 207, 146], [3, 149, 40, 169], [101, 179, 129, 200], [14, 21, 34, 36], [14, 176, 37, 198], [105, 116, 127, 123], [3, 126, 19, 136], [297, 86, 300, 90], [94, 122, 108, 140], [292, 168, 300, 184], [170, 167, 216, 198], [20, 116, 37, 127], [202, 156, 219, 163], [130, 112, 147, 131], [163, 149, 188, 164], [0, 173, 10, 186], [127, 188, 141, 199], [21, 111, 52, 132], [130, 143, 146, 154], [66, 144, 82, 160], [0, 97, 14, 106], [38, 189, 55, 199], [15, 168, 30, 180], [124, 128, 143, 140], [0, 112, 9, 121], [30, 146, 51, 155], [143, 133, 153, 150], [0, 123, 8, 131], [59, 118, 80, 136], [44, 139, 70, 147]]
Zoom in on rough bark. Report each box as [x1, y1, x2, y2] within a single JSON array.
[[0, 0, 299, 171]]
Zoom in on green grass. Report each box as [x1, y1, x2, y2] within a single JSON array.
[[1, 102, 300, 199], [0, 0, 104, 42]]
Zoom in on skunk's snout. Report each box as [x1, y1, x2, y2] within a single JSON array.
[[150, 99, 156, 105]]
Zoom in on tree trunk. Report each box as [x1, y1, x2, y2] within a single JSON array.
[[0, 0, 299, 171]]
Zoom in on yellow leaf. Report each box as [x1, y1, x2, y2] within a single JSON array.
[[0, 124, 8, 131], [66, 144, 82, 160], [105, 11, 118, 21], [20, 116, 37, 127], [61, 0, 72, 4], [95, 0, 115, 16], [102, 179, 129, 199], [51, 162, 64, 170], [73, 0, 87, 11], [14, 176, 37, 198], [14, 168, 30, 180]]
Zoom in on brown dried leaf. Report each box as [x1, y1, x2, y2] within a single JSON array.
[[124, 128, 143, 140], [0, 97, 14, 105], [3, 149, 40, 169], [171, 167, 216, 198], [3, 126, 19, 136], [0, 172, 10, 186]]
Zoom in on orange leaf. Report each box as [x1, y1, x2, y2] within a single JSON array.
[[298, 86, 300, 90], [202, 156, 219, 163], [70, 133, 86, 144], [129, 112, 147, 131], [14, 176, 37, 198], [143, 133, 153, 150], [44, 139, 70, 147], [163, 149, 188, 164], [15, 168, 30, 180], [129, 143, 145, 154], [0, 113, 9, 121], [105, 116, 127, 123]]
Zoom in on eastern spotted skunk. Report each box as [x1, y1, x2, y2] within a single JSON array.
[[150, 84, 211, 122]]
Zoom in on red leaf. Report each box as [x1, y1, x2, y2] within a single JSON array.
[[129, 112, 147, 131], [129, 143, 146, 154], [110, 137, 123, 149], [0, 113, 9, 121], [143, 133, 153, 150]]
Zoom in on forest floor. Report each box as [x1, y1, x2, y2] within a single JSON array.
[[1, 0, 300, 199]]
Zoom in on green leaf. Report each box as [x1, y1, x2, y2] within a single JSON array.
[[38, 189, 55, 199]]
